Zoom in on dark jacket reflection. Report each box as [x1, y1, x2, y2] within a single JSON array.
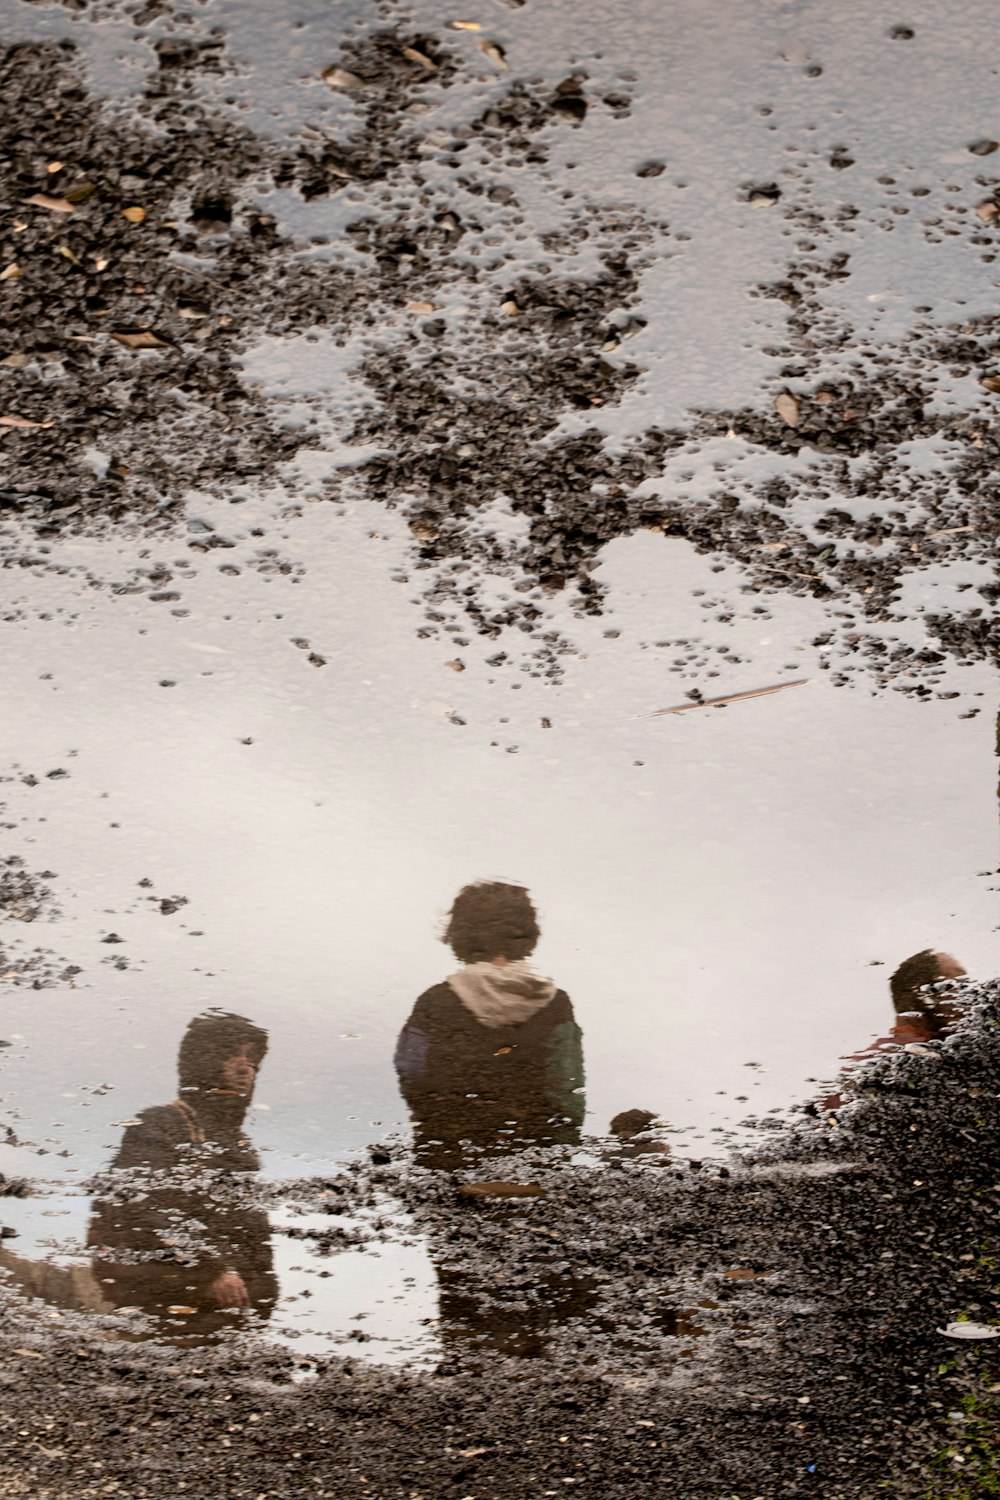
[[395, 881, 585, 1170]]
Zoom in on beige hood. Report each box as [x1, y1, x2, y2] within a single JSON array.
[[447, 960, 557, 1029]]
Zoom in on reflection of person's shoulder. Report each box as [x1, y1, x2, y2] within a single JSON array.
[[410, 982, 466, 1028], [546, 989, 575, 1023], [112, 1103, 191, 1168]]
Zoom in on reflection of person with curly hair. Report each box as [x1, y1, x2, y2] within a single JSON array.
[[395, 881, 585, 1169], [819, 950, 967, 1113]]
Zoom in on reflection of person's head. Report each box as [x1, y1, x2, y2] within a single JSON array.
[[889, 951, 966, 1016], [444, 881, 540, 964], [177, 1012, 268, 1108]]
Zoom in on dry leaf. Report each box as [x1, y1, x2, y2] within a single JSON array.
[[12, 1348, 44, 1359], [122, 205, 146, 224], [0, 354, 30, 368], [111, 329, 175, 351], [774, 390, 800, 427], [0, 263, 21, 281], [58, 244, 81, 264], [165, 1306, 197, 1316], [979, 374, 1000, 393], [0, 414, 54, 430], [449, 20, 482, 30], [407, 299, 436, 315], [975, 200, 999, 224], [446, 658, 465, 672], [23, 193, 75, 214], [479, 39, 508, 68], [499, 300, 519, 316], [456, 1181, 543, 1198], [94, 256, 110, 271], [63, 183, 95, 205], [402, 45, 438, 70], [322, 65, 365, 90], [46, 160, 63, 173]]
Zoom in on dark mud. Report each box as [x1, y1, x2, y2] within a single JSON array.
[[3, 978, 1000, 1498], [1, 17, 996, 682]]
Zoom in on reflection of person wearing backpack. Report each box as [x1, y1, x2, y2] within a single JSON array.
[[86, 1011, 278, 1338], [1, 1012, 277, 1341], [395, 881, 585, 1169]]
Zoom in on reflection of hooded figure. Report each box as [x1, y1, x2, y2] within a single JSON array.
[[84, 1011, 278, 1339], [395, 882, 585, 1171], [396, 884, 589, 1359]]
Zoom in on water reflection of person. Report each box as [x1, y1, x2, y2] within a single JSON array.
[[87, 1011, 277, 1335], [1, 1011, 277, 1340], [819, 950, 967, 1112], [395, 881, 585, 1170]]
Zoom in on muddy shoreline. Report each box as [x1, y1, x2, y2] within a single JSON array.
[[2, 979, 1000, 1497]]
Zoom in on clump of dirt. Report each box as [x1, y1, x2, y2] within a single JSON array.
[[0, 850, 76, 990]]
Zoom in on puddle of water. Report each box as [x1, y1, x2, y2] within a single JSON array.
[[0, 501, 995, 1196]]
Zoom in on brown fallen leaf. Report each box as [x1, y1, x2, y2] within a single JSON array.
[[401, 44, 438, 70], [58, 244, 81, 264], [0, 263, 21, 282], [23, 193, 75, 214], [975, 200, 999, 224], [774, 390, 800, 427], [46, 160, 63, 173], [407, 299, 436, 315], [641, 678, 810, 718], [12, 1348, 44, 1359], [449, 20, 482, 29], [499, 299, 519, 316], [322, 65, 365, 90], [63, 183, 96, 205], [979, 374, 1000, 393], [0, 414, 55, 430], [111, 329, 175, 351], [165, 1306, 197, 1316], [722, 1268, 760, 1281], [122, 206, 146, 224], [479, 39, 509, 68], [457, 1180, 543, 1199]]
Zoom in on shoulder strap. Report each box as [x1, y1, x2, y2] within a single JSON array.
[[170, 1098, 206, 1145]]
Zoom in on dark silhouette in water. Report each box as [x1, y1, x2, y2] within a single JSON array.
[[397, 882, 589, 1357], [1, 1011, 277, 1341], [819, 950, 968, 1112], [395, 881, 585, 1170]]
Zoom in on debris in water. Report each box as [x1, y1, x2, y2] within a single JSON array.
[[479, 40, 509, 69], [641, 679, 810, 717], [401, 45, 438, 71], [774, 390, 800, 427], [456, 1181, 543, 1199], [322, 65, 365, 90], [0, 414, 54, 430], [110, 329, 176, 351], [22, 193, 76, 213]]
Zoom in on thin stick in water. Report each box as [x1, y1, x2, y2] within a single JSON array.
[[640, 678, 810, 718]]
